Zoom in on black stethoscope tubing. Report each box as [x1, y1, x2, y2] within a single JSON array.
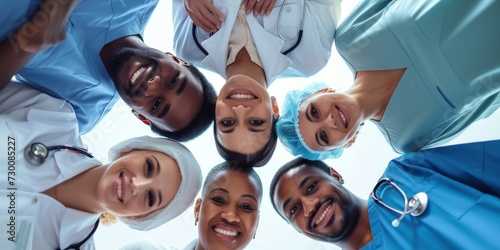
[[24, 142, 98, 249]]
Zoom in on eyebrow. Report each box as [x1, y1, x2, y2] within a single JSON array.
[[176, 77, 187, 96], [305, 107, 312, 122], [153, 156, 163, 207], [242, 194, 258, 203], [157, 103, 171, 118]]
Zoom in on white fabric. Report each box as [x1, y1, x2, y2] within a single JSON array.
[[0, 83, 101, 250], [226, 4, 263, 68], [109, 136, 202, 231], [173, 0, 341, 85]]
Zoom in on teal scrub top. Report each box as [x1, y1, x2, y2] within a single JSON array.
[[365, 140, 500, 249], [336, 0, 500, 153]]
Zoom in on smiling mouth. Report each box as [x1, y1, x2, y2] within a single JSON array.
[[315, 204, 332, 226], [117, 172, 124, 203], [229, 94, 257, 100], [337, 107, 348, 128], [214, 226, 240, 237], [130, 66, 147, 86]]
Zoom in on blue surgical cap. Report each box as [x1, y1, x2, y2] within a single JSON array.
[[276, 82, 345, 160]]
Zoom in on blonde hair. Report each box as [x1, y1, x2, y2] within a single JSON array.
[[100, 213, 118, 226]]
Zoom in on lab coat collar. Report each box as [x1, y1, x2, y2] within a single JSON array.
[[58, 208, 100, 249], [200, 1, 291, 84]]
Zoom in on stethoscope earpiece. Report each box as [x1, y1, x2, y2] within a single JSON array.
[[25, 142, 49, 166], [371, 178, 429, 228]]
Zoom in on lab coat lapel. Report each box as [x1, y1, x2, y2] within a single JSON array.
[[200, 1, 240, 78], [247, 16, 292, 84], [58, 208, 100, 249]]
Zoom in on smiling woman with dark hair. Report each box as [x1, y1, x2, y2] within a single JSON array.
[[182, 162, 263, 250]]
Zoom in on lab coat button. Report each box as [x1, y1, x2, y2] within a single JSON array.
[[32, 197, 38, 203], [286, 6, 291, 12]]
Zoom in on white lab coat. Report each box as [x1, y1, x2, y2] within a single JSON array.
[[172, 0, 341, 84], [0, 83, 102, 250]]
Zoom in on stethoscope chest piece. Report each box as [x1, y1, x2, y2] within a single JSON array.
[[371, 178, 430, 228], [25, 142, 49, 165], [409, 192, 428, 217]]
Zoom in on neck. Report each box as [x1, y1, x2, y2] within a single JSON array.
[[100, 35, 145, 75], [56, 165, 108, 213], [226, 48, 267, 88], [336, 198, 372, 250], [347, 69, 405, 121]]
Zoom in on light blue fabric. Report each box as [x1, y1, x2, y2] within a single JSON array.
[[336, 0, 500, 153], [276, 82, 345, 160], [0, 0, 158, 134], [364, 140, 500, 249]]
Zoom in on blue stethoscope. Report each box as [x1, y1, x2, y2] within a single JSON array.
[[24, 142, 98, 250], [192, 0, 306, 56], [371, 178, 429, 228]]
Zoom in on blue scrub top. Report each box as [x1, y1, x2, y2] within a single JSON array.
[[1, 0, 158, 134], [364, 140, 500, 249]]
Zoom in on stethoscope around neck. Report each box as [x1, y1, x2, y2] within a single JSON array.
[[371, 178, 429, 228], [192, 0, 306, 56], [24, 142, 93, 165], [24, 142, 98, 250]]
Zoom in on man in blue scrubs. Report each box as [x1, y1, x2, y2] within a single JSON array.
[[0, 0, 216, 141], [270, 140, 500, 249]]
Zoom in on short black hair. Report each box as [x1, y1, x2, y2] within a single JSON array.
[[269, 157, 331, 220], [214, 117, 278, 168], [151, 64, 216, 141], [203, 162, 263, 203]]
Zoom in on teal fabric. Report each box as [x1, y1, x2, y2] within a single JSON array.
[[1, 0, 158, 134], [365, 140, 500, 249], [336, 0, 500, 153]]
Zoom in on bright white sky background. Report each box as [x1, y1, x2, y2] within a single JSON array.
[[88, 1, 500, 249]]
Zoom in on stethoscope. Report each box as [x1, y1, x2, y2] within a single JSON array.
[[192, 0, 306, 56], [24, 142, 98, 249], [24, 142, 93, 166], [371, 178, 429, 228]]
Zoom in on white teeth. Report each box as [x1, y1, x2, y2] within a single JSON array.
[[229, 94, 256, 99], [130, 66, 146, 86], [214, 227, 238, 237], [315, 204, 332, 226], [117, 177, 123, 201], [338, 108, 347, 128]]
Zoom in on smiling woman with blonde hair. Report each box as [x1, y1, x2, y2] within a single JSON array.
[[0, 83, 202, 250]]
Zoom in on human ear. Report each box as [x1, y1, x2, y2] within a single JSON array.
[[329, 167, 344, 184], [131, 110, 151, 126], [271, 96, 280, 120], [194, 198, 202, 225], [344, 131, 359, 148]]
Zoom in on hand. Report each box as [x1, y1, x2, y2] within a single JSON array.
[[14, 0, 82, 53], [244, 0, 276, 17], [184, 0, 225, 33]]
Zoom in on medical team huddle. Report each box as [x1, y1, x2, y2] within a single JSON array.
[[0, 0, 499, 249]]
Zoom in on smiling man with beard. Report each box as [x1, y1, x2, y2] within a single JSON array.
[[1, 0, 216, 141], [270, 140, 500, 249]]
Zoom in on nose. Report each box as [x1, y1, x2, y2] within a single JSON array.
[[300, 196, 320, 217], [144, 76, 161, 97], [130, 176, 148, 196], [220, 207, 241, 223], [232, 105, 251, 119], [326, 113, 338, 129]]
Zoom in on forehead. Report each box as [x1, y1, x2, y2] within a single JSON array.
[[206, 169, 259, 198]]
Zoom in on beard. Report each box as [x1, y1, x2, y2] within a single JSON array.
[[309, 191, 361, 243]]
